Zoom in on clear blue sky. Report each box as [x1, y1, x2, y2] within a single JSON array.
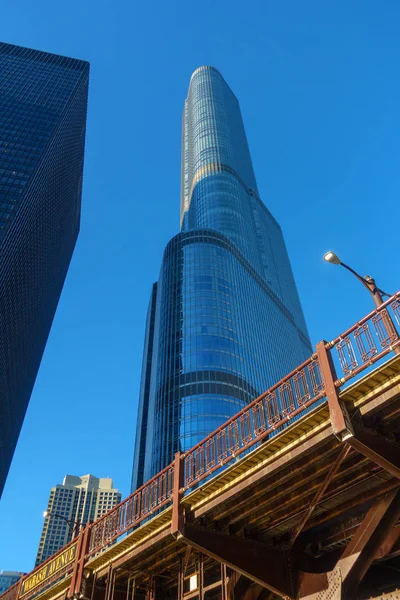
[[1, 0, 399, 572]]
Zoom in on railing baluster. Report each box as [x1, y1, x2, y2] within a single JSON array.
[[266, 391, 280, 426], [354, 323, 377, 361], [252, 400, 266, 435], [7, 291, 399, 595]]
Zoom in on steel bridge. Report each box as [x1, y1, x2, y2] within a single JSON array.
[[3, 293, 400, 600]]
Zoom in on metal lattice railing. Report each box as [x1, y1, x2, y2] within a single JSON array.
[[87, 462, 174, 555], [329, 293, 400, 384], [4, 292, 399, 600], [182, 354, 325, 489], [181, 293, 400, 489], [7, 538, 78, 600]]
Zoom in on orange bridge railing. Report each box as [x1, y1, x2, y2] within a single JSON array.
[[2, 292, 399, 600]]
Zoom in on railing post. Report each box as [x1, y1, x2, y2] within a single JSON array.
[[171, 451, 185, 538], [68, 524, 91, 598], [2, 577, 24, 600], [15, 577, 23, 600], [315, 340, 353, 441]]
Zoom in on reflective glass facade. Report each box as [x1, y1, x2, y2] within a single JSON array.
[[0, 43, 89, 497], [132, 66, 310, 488], [0, 572, 23, 594]]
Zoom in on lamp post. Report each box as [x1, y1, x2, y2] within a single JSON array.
[[323, 251, 391, 309], [43, 510, 81, 538], [323, 251, 399, 354]]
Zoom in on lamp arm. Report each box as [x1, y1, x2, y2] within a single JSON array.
[[48, 512, 75, 534], [377, 287, 393, 298], [339, 262, 374, 293], [58, 515, 75, 534], [340, 262, 393, 299]]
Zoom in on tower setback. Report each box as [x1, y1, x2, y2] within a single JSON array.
[[132, 66, 311, 489]]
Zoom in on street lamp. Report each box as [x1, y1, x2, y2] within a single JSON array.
[[323, 251, 392, 309], [323, 251, 399, 355], [43, 510, 81, 538]]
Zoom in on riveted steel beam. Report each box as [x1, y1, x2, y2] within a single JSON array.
[[299, 489, 400, 599], [348, 422, 400, 480], [375, 524, 400, 560], [289, 445, 351, 546], [339, 488, 400, 597], [177, 525, 295, 598]]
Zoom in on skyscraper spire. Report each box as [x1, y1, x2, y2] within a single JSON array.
[[132, 67, 311, 490]]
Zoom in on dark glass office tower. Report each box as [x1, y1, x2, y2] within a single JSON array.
[[132, 66, 311, 489], [0, 43, 89, 497]]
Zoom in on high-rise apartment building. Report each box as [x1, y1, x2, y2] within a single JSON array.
[[132, 66, 311, 490], [0, 42, 89, 497], [36, 475, 121, 566], [0, 572, 24, 594]]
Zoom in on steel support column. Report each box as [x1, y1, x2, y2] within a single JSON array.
[[232, 580, 265, 600], [171, 452, 184, 537], [146, 577, 155, 600], [199, 555, 204, 600], [177, 559, 184, 600], [315, 341, 353, 441], [68, 524, 91, 599], [375, 524, 400, 559], [339, 488, 400, 598], [182, 546, 192, 579], [220, 564, 227, 600], [226, 569, 241, 600], [299, 488, 400, 599], [106, 568, 116, 600], [177, 525, 295, 598], [89, 573, 98, 600]]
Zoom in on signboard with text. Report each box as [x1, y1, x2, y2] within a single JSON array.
[[19, 543, 77, 598]]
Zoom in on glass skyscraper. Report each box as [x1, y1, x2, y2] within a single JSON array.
[[132, 66, 311, 489], [0, 42, 89, 497], [0, 572, 24, 594]]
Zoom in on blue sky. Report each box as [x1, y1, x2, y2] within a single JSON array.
[[1, 0, 400, 572]]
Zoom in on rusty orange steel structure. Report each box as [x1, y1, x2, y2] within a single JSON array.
[[2, 291, 400, 600], [91, 293, 400, 552]]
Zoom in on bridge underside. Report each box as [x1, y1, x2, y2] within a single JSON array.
[[16, 354, 400, 600], [73, 355, 400, 600]]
